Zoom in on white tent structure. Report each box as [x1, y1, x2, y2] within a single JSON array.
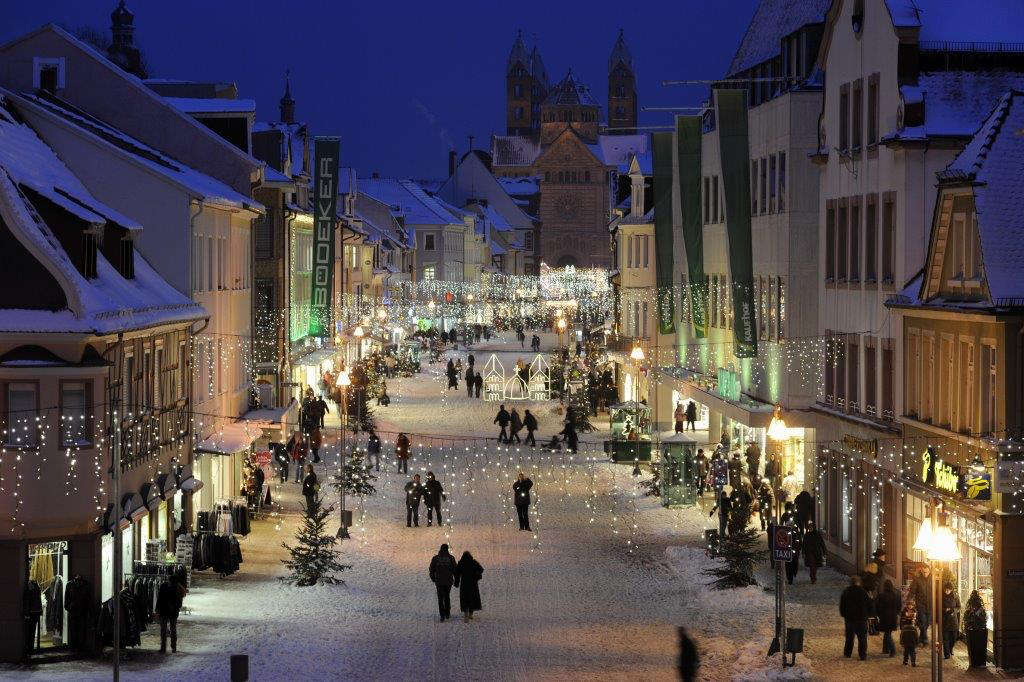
[[504, 374, 529, 401], [528, 354, 550, 400], [483, 354, 505, 401]]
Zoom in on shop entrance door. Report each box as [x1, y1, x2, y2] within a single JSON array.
[[26, 540, 69, 651]]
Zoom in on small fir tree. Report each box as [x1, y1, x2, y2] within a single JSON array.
[[637, 464, 661, 497], [567, 389, 595, 432], [703, 504, 768, 589], [280, 492, 351, 586], [331, 451, 378, 497]]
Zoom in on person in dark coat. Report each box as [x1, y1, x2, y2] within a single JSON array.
[[301, 464, 318, 511], [423, 471, 445, 527], [676, 626, 699, 682], [512, 472, 533, 531], [840, 575, 873, 660], [494, 405, 511, 443], [756, 479, 773, 531], [802, 521, 826, 583], [155, 572, 186, 654], [709, 490, 732, 538], [695, 449, 708, 496], [272, 441, 290, 483], [744, 442, 761, 479], [786, 522, 803, 585], [474, 371, 483, 398], [910, 564, 932, 645], [900, 599, 920, 666], [508, 408, 523, 444], [685, 400, 698, 432], [287, 431, 308, 482], [367, 429, 382, 472], [963, 590, 988, 668], [876, 579, 902, 657], [559, 420, 578, 453], [429, 544, 458, 621], [763, 453, 782, 491], [395, 432, 410, 474], [941, 583, 961, 659], [794, 490, 814, 531], [465, 365, 475, 397], [727, 453, 744, 489], [523, 409, 538, 446], [405, 474, 424, 527], [22, 580, 42, 657], [446, 359, 458, 390], [455, 551, 483, 620]]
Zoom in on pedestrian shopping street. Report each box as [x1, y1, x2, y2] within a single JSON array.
[[4, 333, 993, 681]]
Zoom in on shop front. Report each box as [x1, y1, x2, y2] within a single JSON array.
[[193, 422, 261, 527], [290, 346, 338, 403]]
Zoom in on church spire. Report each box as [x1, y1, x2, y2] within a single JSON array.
[[107, 1, 146, 78], [507, 29, 529, 71], [608, 28, 635, 73], [279, 69, 295, 124]]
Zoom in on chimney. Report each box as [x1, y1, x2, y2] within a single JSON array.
[[448, 150, 457, 178]]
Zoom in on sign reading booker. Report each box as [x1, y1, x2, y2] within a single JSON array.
[[309, 137, 341, 337]]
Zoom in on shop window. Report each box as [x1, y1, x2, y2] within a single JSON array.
[[423, 265, 435, 281], [27, 540, 70, 650], [5, 381, 39, 447], [59, 380, 93, 448]]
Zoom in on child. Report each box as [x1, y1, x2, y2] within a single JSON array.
[[900, 599, 919, 667]]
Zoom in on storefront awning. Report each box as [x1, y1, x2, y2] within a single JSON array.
[[139, 482, 162, 510], [194, 421, 261, 456], [155, 472, 177, 499], [242, 398, 297, 431], [179, 476, 204, 494], [122, 492, 147, 522], [670, 375, 774, 428]]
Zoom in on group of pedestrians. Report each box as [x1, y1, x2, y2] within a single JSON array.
[[493, 404, 539, 446], [428, 544, 484, 622], [447, 356, 483, 397], [403, 471, 446, 527]]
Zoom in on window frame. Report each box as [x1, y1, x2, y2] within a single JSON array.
[[59, 379, 94, 449], [4, 380, 40, 449]]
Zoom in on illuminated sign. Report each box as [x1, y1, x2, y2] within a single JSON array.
[[960, 472, 992, 501], [309, 137, 341, 337], [921, 447, 959, 495]]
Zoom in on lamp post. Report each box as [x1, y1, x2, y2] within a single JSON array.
[[913, 502, 961, 682], [353, 325, 364, 361], [335, 369, 351, 538], [630, 343, 645, 431], [557, 316, 567, 348]]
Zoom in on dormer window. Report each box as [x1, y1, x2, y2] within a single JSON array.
[[81, 230, 99, 279], [852, 0, 865, 35], [32, 57, 65, 94], [120, 237, 135, 279]]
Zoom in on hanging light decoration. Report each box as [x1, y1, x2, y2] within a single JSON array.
[[767, 405, 788, 440]]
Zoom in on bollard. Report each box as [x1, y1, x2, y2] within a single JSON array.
[[230, 654, 249, 682]]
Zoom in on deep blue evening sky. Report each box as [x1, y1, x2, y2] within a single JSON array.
[[4, 0, 757, 178]]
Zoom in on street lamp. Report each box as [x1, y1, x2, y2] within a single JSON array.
[[630, 343, 645, 437], [335, 370, 351, 539], [913, 507, 961, 681], [767, 405, 788, 440], [557, 316, 567, 347], [353, 325, 364, 360]]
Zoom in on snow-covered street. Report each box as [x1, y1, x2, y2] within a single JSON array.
[[2, 338, 996, 680]]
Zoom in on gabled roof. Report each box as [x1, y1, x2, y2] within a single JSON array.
[[0, 122, 205, 333], [884, 0, 1024, 43], [592, 134, 649, 172], [355, 177, 458, 226], [490, 135, 541, 167], [727, 0, 829, 77], [934, 90, 1024, 303], [543, 71, 599, 108], [11, 90, 262, 213], [885, 71, 1024, 143]]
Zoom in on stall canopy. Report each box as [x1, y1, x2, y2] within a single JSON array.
[[155, 472, 177, 499], [194, 421, 261, 456], [139, 482, 162, 510]]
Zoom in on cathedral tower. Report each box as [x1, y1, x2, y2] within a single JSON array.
[[607, 29, 636, 134], [506, 31, 548, 137], [107, 1, 146, 79]]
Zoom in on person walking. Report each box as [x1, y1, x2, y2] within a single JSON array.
[[756, 480, 773, 531], [695, 449, 708, 496], [455, 551, 483, 621], [512, 472, 533, 531], [709, 489, 732, 539], [464, 365, 475, 397], [508, 408, 523, 444], [395, 432, 410, 474], [839, 575, 872, 660], [286, 431, 308, 483], [910, 565, 932, 645], [301, 463, 319, 511], [423, 471, 445, 527], [876, 579, 902, 657], [429, 544, 458, 622], [446, 359, 458, 390], [744, 442, 761, 479], [685, 400, 697, 432], [494, 405, 511, 443], [900, 600, 920, 666], [763, 453, 782, 492], [785, 523, 803, 585], [559, 419, 578, 453], [309, 425, 323, 464], [963, 590, 988, 668], [674, 403, 685, 434], [405, 474, 424, 527], [474, 371, 483, 398], [676, 626, 699, 682], [367, 429, 382, 472], [794, 489, 814, 532], [941, 582, 961, 659], [523, 409, 538, 446], [802, 520, 826, 584], [155, 571, 187, 654], [273, 441, 290, 484]]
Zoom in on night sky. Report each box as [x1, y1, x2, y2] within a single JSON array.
[[3, 0, 756, 178]]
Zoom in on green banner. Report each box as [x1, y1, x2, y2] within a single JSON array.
[[309, 137, 341, 337], [652, 132, 675, 335], [676, 115, 706, 339], [716, 90, 757, 358]]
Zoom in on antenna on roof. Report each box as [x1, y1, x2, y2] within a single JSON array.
[[468, 134, 475, 151]]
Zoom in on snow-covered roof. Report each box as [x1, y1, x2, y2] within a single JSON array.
[[355, 177, 456, 226], [14, 91, 263, 213], [937, 90, 1024, 303], [164, 97, 256, 114], [263, 165, 291, 184], [727, 0, 830, 77], [885, 0, 1024, 43], [0, 95, 140, 230], [886, 71, 1024, 142], [496, 175, 540, 196], [491, 135, 541, 168], [590, 134, 650, 173], [252, 121, 308, 178], [0, 138, 205, 334], [543, 71, 599, 108]]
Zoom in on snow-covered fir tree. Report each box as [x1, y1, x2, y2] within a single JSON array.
[[280, 492, 351, 586], [703, 505, 767, 589], [332, 451, 378, 497]]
